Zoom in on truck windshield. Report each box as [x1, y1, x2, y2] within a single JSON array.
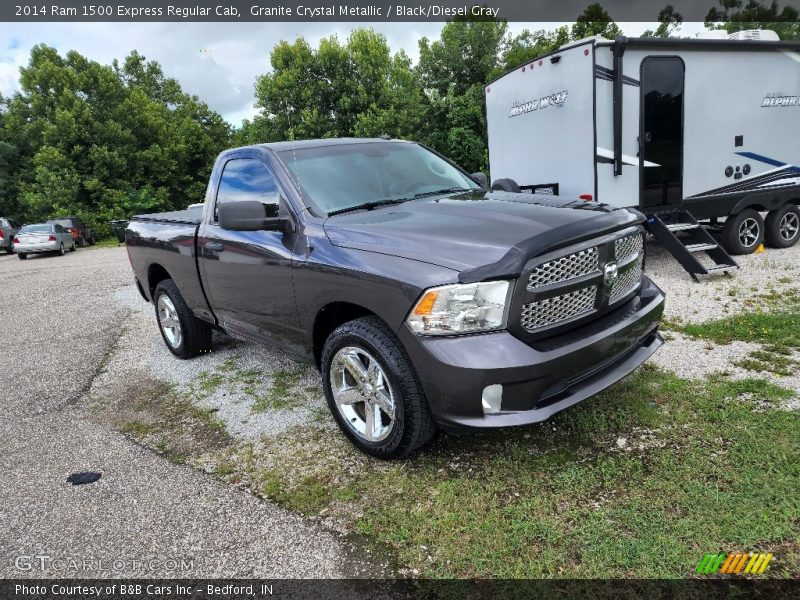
[[277, 142, 480, 215]]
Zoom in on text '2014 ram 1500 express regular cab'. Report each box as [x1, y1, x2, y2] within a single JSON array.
[[126, 138, 665, 459]]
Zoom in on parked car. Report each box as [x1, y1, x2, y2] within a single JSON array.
[[126, 138, 665, 459], [14, 223, 76, 259], [47, 216, 95, 246], [0, 217, 21, 254]]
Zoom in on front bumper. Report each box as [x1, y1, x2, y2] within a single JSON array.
[[14, 241, 61, 253], [399, 276, 665, 431]]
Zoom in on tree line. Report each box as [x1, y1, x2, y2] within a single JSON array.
[[1, 1, 797, 237]]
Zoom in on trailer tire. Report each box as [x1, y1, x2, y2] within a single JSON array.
[[721, 209, 764, 255], [491, 178, 521, 193], [764, 203, 800, 249]]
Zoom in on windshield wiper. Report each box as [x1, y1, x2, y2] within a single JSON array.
[[327, 198, 410, 216], [412, 187, 474, 199]]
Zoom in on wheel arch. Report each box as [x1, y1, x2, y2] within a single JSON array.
[[147, 263, 173, 300], [312, 302, 382, 369]]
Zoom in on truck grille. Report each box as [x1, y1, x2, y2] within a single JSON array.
[[521, 286, 597, 330], [528, 248, 599, 289], [518, 228, 645, 335]]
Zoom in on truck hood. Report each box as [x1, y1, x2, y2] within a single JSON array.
[[322, 190, 642, 277]]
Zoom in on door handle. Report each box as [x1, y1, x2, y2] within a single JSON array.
[[204, 241, 224, 252]]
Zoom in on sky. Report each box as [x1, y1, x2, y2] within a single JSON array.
[[0, 21, 708, 126]]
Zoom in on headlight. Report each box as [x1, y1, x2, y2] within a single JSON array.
[[406, 281, 511, 335]]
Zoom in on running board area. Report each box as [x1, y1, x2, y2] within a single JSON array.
[[645, 210, 738, 281]]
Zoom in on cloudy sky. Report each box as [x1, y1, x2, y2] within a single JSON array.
[[0, 21, 706, 125]]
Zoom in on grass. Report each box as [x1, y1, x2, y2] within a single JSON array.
[[252, 368, 307, 412], [205, 365, 799, 578], [677, 290, 800, 349]]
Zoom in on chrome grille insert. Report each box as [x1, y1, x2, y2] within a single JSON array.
[[521, 286, 596, 331], [615, 233, 643, 263], [527, 248, 599, 289], [610, 258, 643, 304]]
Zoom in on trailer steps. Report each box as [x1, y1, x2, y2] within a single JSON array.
[[645, 210, 738, 281]]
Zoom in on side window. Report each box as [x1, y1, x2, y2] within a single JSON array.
[[55, 225, 64, 233], [215, 158, 280, 221]]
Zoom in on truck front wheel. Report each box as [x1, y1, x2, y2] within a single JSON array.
[[154, 279, 212, 359], [321, 316, 436, 459], [765, 203, 800, 248], [721, 209, 764, 255]]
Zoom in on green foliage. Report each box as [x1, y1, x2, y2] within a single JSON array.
[[1, 45, 230, 237], [706, 0, 800, 40], [571, 3, 624, 40], [642, 5, 685, 38]]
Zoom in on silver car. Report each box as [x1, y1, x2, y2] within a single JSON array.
[[13, 223, 76, 259], [0, 217, 21, 254]]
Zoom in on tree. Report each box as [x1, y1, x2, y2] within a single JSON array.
[[418, 18, 507, 96], [571, 3, 624, 40], [248, 29, 425, 143], [2, 45, 230, 235], [642, 5, 684, 38], [706, 0, 800, 40], [497, 27, 570, 76]]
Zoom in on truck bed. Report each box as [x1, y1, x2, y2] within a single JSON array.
[[131, 206, 202, 225]]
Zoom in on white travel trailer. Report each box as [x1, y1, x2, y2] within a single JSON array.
[[485, 33, 800, 278]]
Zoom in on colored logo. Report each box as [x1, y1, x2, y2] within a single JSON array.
[[696, 552, 773, 575]]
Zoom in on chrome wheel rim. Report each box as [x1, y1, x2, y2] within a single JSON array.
[[780, 212, 799, 241], [157, 295, 182, 348], [330, 346, 396, 442], [738, 217, 760, 248]]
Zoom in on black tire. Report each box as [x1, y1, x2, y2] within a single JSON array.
[[153, 279, 212, 359], [6, 243, 14, 254], [70, 240, 77, 252], [18, 253, 27, 260], [88, 235, 95, 246], [78, 235, 87, 247], [721, 209, 764, 255], [764, 203, 800, 249], [491, 177, 521, 193], [321, 316, 436, 459], [58, 243, 65, 256]]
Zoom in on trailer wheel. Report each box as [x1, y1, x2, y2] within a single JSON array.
[[721, 209, 764, 255], [764, 204, 800, 249], [491, 178, 521, 193]]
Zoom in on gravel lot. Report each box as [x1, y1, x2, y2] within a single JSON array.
[[1, 235, 796, 578], [0, 247, 381, 578]]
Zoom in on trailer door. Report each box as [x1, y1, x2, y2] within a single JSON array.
[[640, 57, 684, 209]]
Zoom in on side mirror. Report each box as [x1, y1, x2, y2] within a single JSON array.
[[218, 201, 285, 232], [471, 171, 488, 188]]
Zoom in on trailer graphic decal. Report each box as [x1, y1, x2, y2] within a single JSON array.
[[687, 152, 800, 198], [762, 94, 798, 107], [508, 91, 568, 117]]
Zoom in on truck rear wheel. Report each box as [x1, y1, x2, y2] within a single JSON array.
[[321, 316, 436, 459], [721, 209, 764, 255], [154, 279, 212, 359], [765, 203, 800, 249]]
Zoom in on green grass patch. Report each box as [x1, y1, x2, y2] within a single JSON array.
[[679, 299, 800, 348], [251, 368, 308, 412], [207, 365, 799, 578]]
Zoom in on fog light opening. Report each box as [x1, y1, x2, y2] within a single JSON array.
[[481, 384, 503, 414]]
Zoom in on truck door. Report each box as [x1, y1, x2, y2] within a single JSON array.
[[198, 154, 303, 353], [640, 56, 685, 209]]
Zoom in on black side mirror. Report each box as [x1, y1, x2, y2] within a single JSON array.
[[218, 201, 285, 232], [471, 172, 488, 188]]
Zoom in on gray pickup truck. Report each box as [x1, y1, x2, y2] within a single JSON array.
[[126, 138, 665, 458]]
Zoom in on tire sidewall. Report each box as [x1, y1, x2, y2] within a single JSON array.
[[723, 210, 764, 255], [765, 204, 800, 249], [321, 326, 410, 458], [154, 282, 187, 357]]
